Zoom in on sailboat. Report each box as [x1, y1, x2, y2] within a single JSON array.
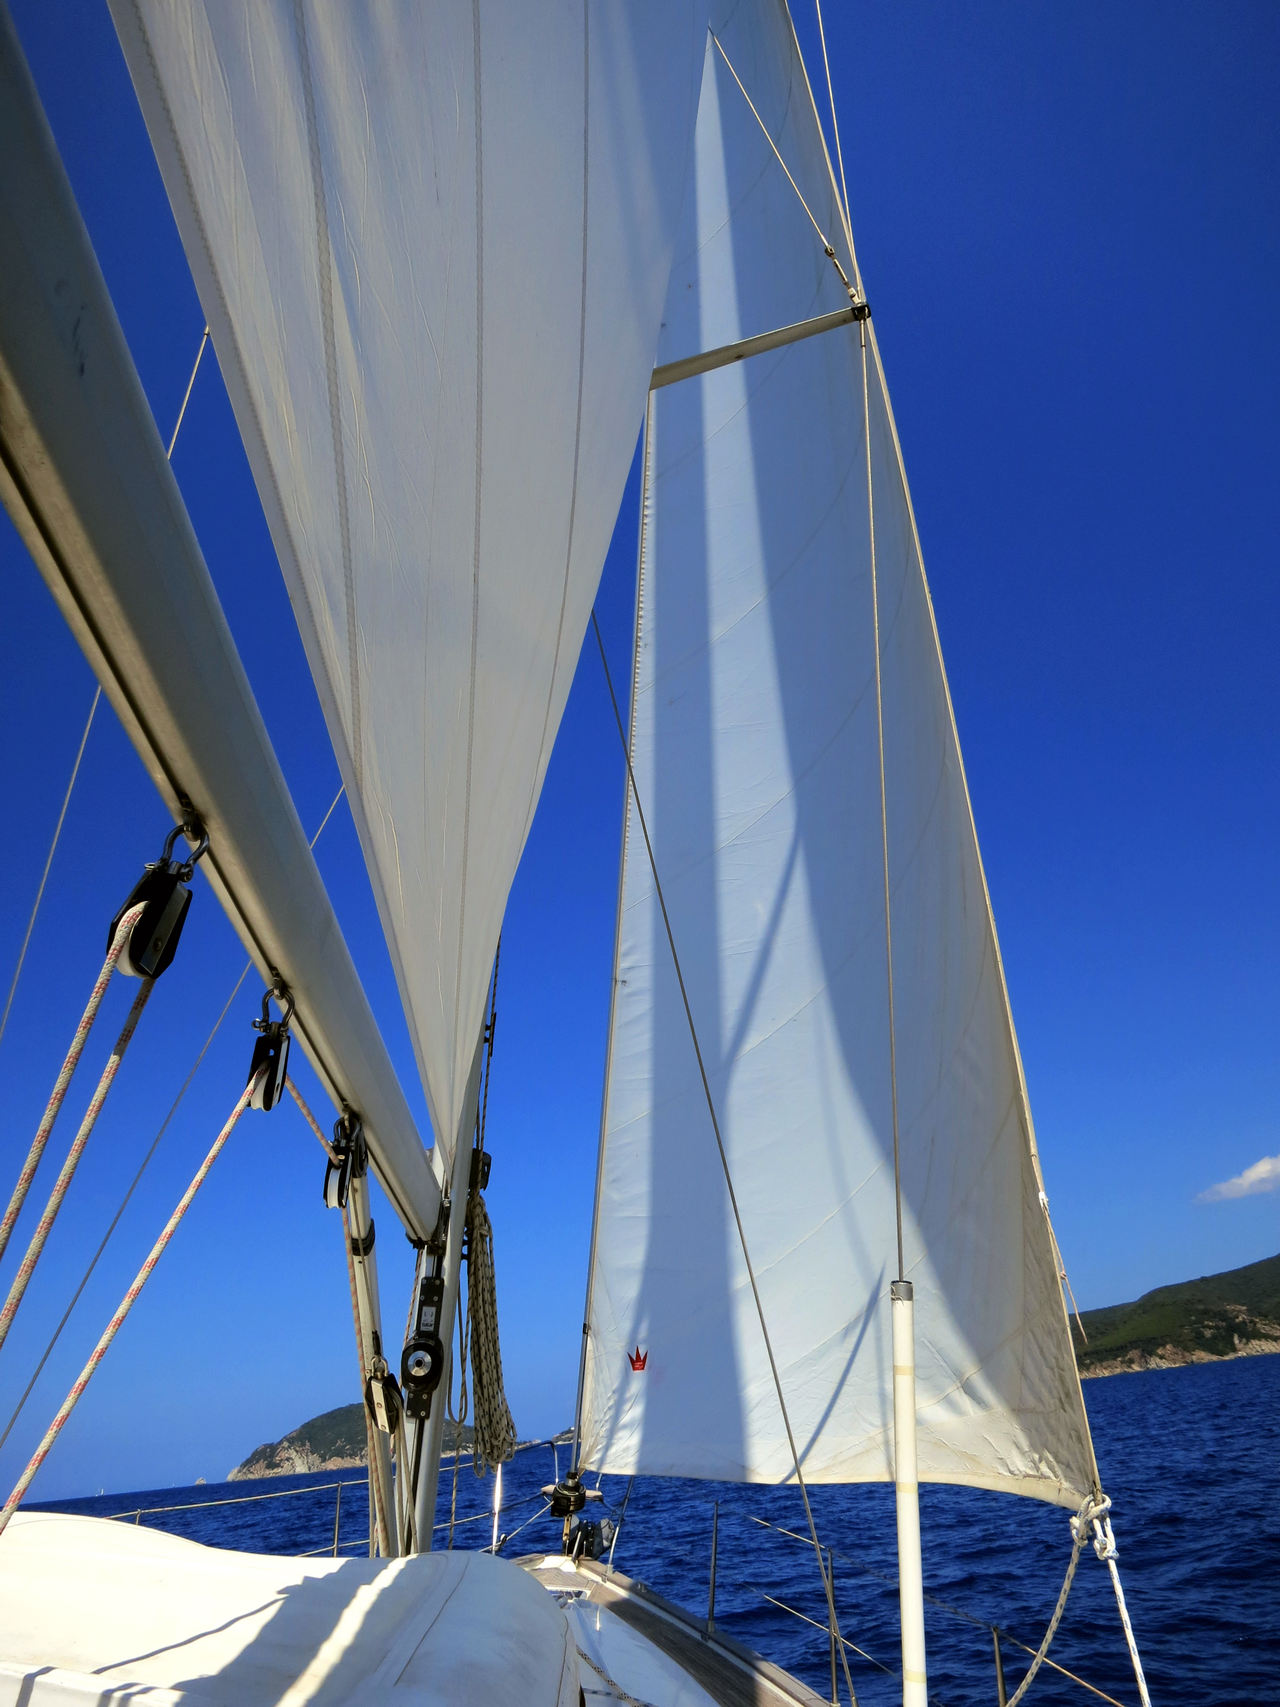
[[0, 2, 1154, 1704]]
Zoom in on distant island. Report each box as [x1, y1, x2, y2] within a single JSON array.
[[228, 1406, 474, 1480], [1075, 1251, 1280, 1377], [229, 1256, 1280, 1474]]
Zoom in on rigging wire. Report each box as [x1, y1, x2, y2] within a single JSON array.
[[0, 687, 101, 1056], [0, 323, 210, 1062], [590, 613, 859, 1707], [0, 787, 344, 1455], [812, 0, 852, 239], [710, 31, 857, 304], [858, 324, 906, 1281]]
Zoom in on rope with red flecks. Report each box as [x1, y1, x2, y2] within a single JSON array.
[[0, 1068, 265, 1539], [0, 904, 146, 1270]]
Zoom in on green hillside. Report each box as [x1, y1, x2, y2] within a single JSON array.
[[1075, 1251, 1280, 1373], [230, 1404, 474, 1480]]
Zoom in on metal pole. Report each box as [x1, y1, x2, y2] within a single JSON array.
[[891, 1280, 927, 1707], [828, 1548, 838, 1706], [331, 1480, 342, 1557], [992, 1627, 1007, 1707], [490, 1461, 503, 1554], [707, 1500, 719, 1632]]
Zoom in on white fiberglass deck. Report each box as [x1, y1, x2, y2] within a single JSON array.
[[0, 1513, 578, 1706]]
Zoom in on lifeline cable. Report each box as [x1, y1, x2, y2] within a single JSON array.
[[0, 1069, 264, 1537]]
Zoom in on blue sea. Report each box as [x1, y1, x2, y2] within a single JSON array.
[[36, 1357, 1279, 1705]]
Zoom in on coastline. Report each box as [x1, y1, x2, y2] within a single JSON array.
[[1079, 1338, 1280, 1380]]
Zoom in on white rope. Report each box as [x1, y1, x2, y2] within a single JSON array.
[[1086, 1505, 1154, 1707], [465, 1190, 516, 1473], [0, 787, 341, 1453], [813, 0, 851, 236], [1003, 1495, 1110, 1707], [0, 1069, 264, 1537], [165, 326, 209, 459], [0, 907, 153, 1351], [0, 903, 146, 1268], [709, 30, 857, 303]]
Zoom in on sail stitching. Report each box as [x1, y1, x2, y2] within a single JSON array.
[[293, 2, 363, 790], [517, 1, 592, 853], [447, 0, 487, 1150]]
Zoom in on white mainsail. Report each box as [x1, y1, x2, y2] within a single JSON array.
[[579, 4, 1099, 1507], [110, 0, 708, 1159]]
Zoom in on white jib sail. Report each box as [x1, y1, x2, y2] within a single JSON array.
[[111, 0, 708, 1159], [579, 4, 1099, 1507]]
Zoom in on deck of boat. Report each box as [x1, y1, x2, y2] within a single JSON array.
[[522, 1554, 831, 1707]]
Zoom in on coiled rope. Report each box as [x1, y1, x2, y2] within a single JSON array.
[[0, 1067, 264, 1539], [464, 1189, 516, 1473], [0, 903, 146, 1270]]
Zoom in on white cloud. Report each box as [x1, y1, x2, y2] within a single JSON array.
[[1197, 1153, 1280, 1203]]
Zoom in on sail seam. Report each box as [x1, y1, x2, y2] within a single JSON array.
[[446, 0, 488, 1146], [517, 2, 592, 856], [293, 1, 363, 791]]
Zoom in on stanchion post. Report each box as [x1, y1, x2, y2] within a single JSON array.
[[992, 1626, 1007, 1706], [707, 1500, 719, 1632]]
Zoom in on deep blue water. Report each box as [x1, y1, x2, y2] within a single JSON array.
[[37, 1357, 1279, 1705]]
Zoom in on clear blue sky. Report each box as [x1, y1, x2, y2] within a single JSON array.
[[1, 2, 1276, 1500]]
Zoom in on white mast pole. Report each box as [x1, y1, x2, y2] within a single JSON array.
[[860, 309, 929, 1706], [891, 1280, 927, 1707]]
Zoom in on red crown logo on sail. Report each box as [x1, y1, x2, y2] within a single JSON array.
[[628, 1347, 648, 1372]]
